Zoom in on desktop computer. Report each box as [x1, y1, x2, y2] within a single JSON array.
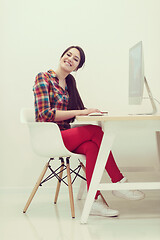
[[129, 41, 157, 115]]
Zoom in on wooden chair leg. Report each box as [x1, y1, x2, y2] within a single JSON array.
[[66, 158, 75, 218], [77, 172, 86, 200], [80, 161, 86, 173], [77, 161, 86, 200], [54, 160, 64, 204], [23, 162, 49, 213]]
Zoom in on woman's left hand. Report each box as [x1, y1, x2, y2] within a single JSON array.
[[80, 108, 101, 116]]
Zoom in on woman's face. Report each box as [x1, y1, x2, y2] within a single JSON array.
[[60, 48, 81, 73]]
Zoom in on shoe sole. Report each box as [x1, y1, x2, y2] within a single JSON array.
[[90, 211, 119, 217]]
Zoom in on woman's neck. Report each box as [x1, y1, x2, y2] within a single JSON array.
[[55, 67, 69, 82], [55, 67, 69, 90]]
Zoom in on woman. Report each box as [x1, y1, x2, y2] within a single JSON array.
[[33, 46, 144, 217]]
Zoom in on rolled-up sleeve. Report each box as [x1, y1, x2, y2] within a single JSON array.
[[33, 72, 56, 122]]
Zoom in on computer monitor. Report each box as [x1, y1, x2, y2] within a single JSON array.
[[129, 41, 157, 115]]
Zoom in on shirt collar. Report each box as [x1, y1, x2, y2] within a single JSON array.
[[47, 69, 59, 83], [47, 69, 68, 91]]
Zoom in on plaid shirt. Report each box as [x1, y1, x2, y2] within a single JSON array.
[[33, 69, 71, 130]]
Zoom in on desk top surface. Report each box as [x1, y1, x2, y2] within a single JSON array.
[[76, 114, 160, 122]]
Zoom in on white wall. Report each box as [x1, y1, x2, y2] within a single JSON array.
[[1, 0, 160, 188]]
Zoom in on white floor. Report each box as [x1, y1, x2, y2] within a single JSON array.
[[1, 180, 160, 240]]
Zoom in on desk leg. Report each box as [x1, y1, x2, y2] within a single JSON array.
[[80, 131, 115, 224]]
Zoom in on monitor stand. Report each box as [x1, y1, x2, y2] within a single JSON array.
[[143, 77, 157, 115], [129, 77, 157, 115]]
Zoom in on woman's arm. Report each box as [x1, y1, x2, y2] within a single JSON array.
[[33, 73, 56, 121], [54, 108, 101, 121], [34, 72, 101, 122]]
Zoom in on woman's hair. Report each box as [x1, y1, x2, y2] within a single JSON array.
[[61, 46, 85, 70], [65, 73, 85, 123], [60, 46, 86, 123]]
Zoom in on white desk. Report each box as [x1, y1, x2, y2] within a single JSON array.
[[76, 114, 160, 224]]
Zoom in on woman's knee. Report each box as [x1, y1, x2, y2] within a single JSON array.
[[86, 125, 103, 146], [85, 141, 99, 154]]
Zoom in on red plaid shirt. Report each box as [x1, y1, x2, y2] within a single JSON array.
[[33, 69, 71, 130]]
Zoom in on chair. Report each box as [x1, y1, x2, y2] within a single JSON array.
[[20, 108, 86, 218]]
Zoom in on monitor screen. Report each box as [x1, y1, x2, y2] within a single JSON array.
[[129, 41, 144, 105]]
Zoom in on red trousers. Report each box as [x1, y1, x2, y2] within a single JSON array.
[[61, 125, 123, 198]]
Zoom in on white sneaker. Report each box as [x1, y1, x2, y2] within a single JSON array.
[[90, 199, 119, 217], [112, 177, 145, 201]]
